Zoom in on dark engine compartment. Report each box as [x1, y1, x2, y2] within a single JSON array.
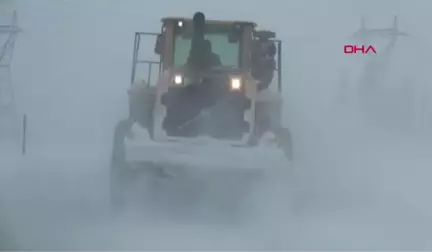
[[161, 76, 251, 140]]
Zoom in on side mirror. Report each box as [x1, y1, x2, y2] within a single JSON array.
[[154, 34, 163, 55]]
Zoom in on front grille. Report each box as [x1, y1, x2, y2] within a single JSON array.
[[161, 80, 250, 139]]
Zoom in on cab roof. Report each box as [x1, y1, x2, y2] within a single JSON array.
[[161, 17, 256, 28]]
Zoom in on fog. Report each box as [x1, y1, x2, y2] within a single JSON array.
[[1, 0, 432, 250]]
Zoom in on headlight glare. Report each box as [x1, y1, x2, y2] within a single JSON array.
[[173, 74, 183, 85], [230, 77, 242, 91]]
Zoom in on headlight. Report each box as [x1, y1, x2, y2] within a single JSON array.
[[230, 77, 242, 91], [173, 74, 183, 85]]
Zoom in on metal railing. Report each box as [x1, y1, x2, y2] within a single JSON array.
[[130, 32, 161, 86]]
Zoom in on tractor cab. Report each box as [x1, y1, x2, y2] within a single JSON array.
[[154, 16, 256, 78], [131, 17, 282, 91], [129, 12, 284, 145], [155, 15, 257, 141]]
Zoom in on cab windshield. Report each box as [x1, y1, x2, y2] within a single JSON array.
[[173, 24, 241, 68]]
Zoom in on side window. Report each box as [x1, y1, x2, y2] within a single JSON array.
[[173, 36, 192, 66]]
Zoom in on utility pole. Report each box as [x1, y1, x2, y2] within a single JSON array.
[[0, 10, 22, 138]]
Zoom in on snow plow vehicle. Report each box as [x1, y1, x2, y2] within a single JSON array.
[[110, 12, 293, 214]]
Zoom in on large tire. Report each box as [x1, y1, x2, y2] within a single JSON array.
[[109, 119, 134, 214]]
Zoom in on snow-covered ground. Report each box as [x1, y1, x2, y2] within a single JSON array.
[[1, 112, 432, 250]]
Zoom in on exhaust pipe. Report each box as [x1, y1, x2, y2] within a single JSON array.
[[189, 12, 206, 70]]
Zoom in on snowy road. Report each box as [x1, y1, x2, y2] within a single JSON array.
[[0, 143, 293, 250], [2, 121, 432, 250]]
